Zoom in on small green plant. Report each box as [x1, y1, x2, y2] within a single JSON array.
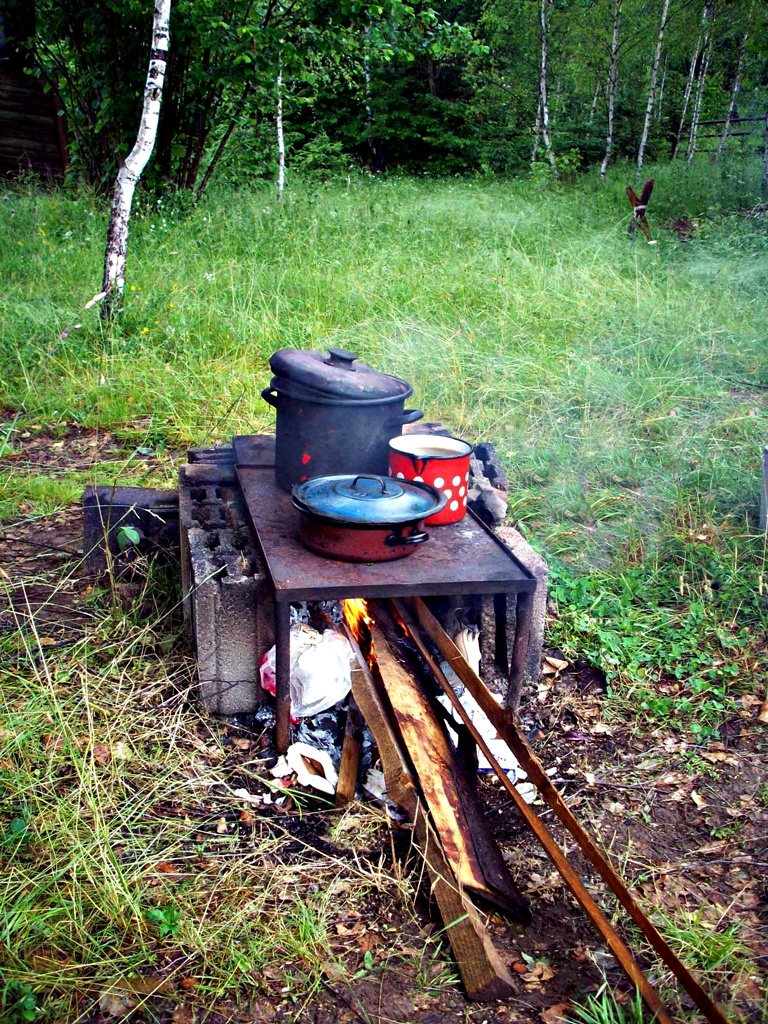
[[145, 905, 182, 938], [2, 981, 40, 1023], [568, 985, 644, 1024]]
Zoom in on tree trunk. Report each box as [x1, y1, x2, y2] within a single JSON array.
[[671, 35, 701, 160], [588, 78, 600, 123], [196, 83, 252, 200], [656, 50, 667, 122], [600, 0, 622, 181], [276, 63, 285, 202], [538, 0, 558, 177], [714, 21, 749, 161], [686, 40, 711, 166], [636, 0, 670, 172], [531, 98, 542, 162], [100, 0, 171, 322]]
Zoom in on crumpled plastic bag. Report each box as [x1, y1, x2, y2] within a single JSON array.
[[260, 624, 353, 718]]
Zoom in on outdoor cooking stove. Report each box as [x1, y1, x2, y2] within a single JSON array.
[[232, 433, 537, 752]]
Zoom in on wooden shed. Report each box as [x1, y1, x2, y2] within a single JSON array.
[[0, 6, 68, 178]]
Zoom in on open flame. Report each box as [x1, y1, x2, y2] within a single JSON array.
[[341, 597, 372, 639]]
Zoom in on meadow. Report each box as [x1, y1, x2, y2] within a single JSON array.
[[1, 158, 768, 1022]]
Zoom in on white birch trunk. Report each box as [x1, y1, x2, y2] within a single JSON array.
[[538, 0, 558, 177], [531, 98, 542, 162], [276, 63, 285, 202], [588, 78, 600, 123], [600, 0, 622, 181], [686, 40, 711, 166], [101, 0, 171, 320], [714, 24, 749, 161], [656, 51, 667, 122], [636, 0, 670, 172], [671, 35, 701, 160]]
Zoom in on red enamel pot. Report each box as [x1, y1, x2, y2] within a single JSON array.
[[292, 473, 446, 562], [388, 434, 473, 525]]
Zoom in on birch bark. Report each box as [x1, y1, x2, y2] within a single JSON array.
[[636, 0, 670, 172], [600, 0, 622, 181], [531, 98, 542, 162], [588, 78, 600, 123], [276, 63, 285, 202], [671, 35, 701, 160], [101, 0, 171, 321], [714, 22, 749, 161], [538, 0, 558, 177], [655, 51, 667, 123], [686, 40, 711, 165]]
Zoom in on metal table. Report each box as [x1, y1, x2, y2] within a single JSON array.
[[237, 466, 537, 751]]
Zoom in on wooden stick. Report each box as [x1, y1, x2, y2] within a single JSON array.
[[341, 623, 517, 1001], [406, 597, 729, 1024], [393, 599, 671, 1024], [335, 691, 363, 808]]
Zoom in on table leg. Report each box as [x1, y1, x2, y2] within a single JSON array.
[[275, 601, 292, 753], [507, 588, 534, 712]]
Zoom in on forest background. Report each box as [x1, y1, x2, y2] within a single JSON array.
[[5, 0, 768, 191]]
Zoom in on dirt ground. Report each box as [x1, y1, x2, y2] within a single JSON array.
[[1, 424, 767, 1024]]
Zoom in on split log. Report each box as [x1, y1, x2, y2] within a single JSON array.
[[335, 692, 363, 808], [369, 602, 529, 922], [343, 626, 517, 1001]]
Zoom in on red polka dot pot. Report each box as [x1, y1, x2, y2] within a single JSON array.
[[388, 434, 473, 526]]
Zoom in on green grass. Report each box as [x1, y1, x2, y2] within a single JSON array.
[[2, 155, 767, 733], [2, 157, 768, 1018]]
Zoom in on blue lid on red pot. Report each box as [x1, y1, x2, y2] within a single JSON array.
[[292, 474, 446, 525]]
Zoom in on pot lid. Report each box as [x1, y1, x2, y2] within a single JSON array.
[[293, 474, 446, 525], [269, 348, 410, 400]]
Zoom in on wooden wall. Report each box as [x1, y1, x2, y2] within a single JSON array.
[[0, 65, 68, 178]]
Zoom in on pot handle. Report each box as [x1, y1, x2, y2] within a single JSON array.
[[385, 529, 429, 548], [400, 409, 423, 425], [261, 387, 278, 408]]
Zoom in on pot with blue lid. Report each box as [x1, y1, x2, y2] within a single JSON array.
[[292, 473, 446, 562], [262, 348, 423, 492]]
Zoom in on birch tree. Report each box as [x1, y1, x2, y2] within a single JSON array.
[[276, 62, 286, 201], [538, 0, 558, 177], [588, 78, 600, 123], [686, 39, 711, 165], [636, 0, 670, 172], [100, 0, 171, 321], [600, 0, 622, 181], [714, 16, 750, 161], [671, 35, 702, 160]]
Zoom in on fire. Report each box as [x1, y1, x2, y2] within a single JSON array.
[[342, 597, 372, 639]]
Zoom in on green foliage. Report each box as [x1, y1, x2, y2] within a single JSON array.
[[568, 986, 644, 1024], [145, 905, 182, 938], [1, 981, 40, 1023]]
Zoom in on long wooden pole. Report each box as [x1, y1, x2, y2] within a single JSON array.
[[393, 600, 673, 1024], [404, 597, 730, 1024]]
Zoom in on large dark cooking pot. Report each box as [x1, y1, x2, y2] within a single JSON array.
[[292, 474, 446, 562], [262, 348, 422, 492]]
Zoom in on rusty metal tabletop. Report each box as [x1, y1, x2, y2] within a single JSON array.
[[236, 466, 535, 603]]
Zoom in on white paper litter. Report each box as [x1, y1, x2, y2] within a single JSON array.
[[285, 741, 338, 796], [436, 666, 526, 779]]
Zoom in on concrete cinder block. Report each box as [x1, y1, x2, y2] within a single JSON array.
[[179, 464, 274, 715], [82, 485, 179, 575]]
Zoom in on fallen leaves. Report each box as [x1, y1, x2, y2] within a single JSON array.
[[540, 1002, 571, 1023]]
